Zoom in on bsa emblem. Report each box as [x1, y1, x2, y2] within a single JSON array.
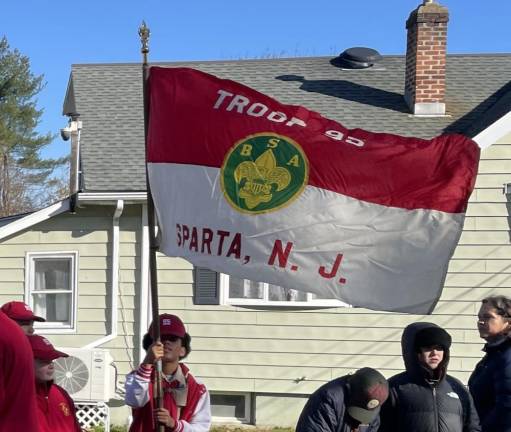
[[220, 133, 308, 214], [59, 402, 71, 416]]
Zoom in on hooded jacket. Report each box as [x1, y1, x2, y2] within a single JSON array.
[[379, 322, 480, 432], [295, 376, 381, 432], [468, 336, 511, 431]]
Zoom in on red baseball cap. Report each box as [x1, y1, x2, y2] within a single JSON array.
[[148, 314, 186, 338], [28, 335, 69, 361], [1, 301, 45, 322]]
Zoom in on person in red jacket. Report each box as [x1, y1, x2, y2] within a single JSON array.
[[1, 300, 46, 335], [28, 334, 82, 432], [0, 309, 39, 432], [125, 313, 211, 432]]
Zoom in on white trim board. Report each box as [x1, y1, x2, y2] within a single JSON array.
[[78, 192, 147, 202], [25, 250, 79, 334], [473, 111, 511, 149], [0, 199, 70, 241]]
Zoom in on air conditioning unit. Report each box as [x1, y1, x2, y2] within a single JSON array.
[[53, 348, 116, 402]]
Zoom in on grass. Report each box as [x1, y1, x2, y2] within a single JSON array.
[[212, 428, 294, 432], [90, 426, 294, 432]]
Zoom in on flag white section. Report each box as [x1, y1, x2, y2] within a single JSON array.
[[148, 163, 464, 314]]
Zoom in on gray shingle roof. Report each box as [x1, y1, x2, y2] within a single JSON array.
[[65, 54, 511, 192]]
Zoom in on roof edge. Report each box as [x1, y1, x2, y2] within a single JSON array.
[[69, 52, 511, 68], [0, 199, 71, 242], [473, 111, 511, 149]]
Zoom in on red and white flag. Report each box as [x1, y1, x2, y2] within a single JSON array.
[[147, 67, 479, 314]]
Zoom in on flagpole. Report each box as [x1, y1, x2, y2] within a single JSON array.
[[139, 22, 165, 432]]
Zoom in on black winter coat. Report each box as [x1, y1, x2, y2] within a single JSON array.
[[468, 337, 511, 432], [380, 322, 481, 432], [296, 376, 380, 432]]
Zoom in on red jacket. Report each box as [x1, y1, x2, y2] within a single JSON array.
[[129, 364, 207, 432], [36, 382, 81, 432], [0, 310, 38, 432]]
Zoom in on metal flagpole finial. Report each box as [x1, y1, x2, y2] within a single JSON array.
[[138, 21, 150, 64]]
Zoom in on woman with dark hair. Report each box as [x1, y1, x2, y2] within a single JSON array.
[[469, 295, 511, 432], [125, 314, 211, 432]]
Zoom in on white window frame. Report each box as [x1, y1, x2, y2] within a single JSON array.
[[24, 251, 79, 334], [210, 391, 251, 424], [220, 274, 350, 308]]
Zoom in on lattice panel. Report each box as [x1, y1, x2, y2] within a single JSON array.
[[76, 401, 110, 432]]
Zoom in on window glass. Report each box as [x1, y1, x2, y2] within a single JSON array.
[[32, 293, 71, 323], [229, 277, 263, 299], [224, 274, 348, 306], [211, 394, 246, 419], [268, 285, 306, 301], [311, 291, 336, 300], [34, 259, 71, 290]]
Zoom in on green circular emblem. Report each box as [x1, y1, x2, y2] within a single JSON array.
[[220, 133, 309, 214]]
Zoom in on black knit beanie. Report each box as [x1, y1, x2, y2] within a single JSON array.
[[414, 327, 452, 352]]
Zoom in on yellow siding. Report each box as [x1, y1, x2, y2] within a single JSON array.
[[255, 395, 307, 427], [0, 204, 142, 393], [474, 217, 511, 230], [495, 131, 511, 145], [474, 174, 510, 188]]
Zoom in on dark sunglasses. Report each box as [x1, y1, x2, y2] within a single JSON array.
[[161, 335, 181, 343]]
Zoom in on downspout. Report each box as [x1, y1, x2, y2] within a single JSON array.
[[84, 199, 124, 349], [139, 203, 150, 363]]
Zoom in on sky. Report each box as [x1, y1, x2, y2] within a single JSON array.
[[1, 0, 510, 167]]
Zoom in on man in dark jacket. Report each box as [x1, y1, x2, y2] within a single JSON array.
[[296, 367, 389, 432], [380, 322, 481, 432]]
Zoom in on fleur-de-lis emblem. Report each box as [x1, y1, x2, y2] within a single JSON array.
[[221, 133, 308, 214], [234, 149, 291, 209]]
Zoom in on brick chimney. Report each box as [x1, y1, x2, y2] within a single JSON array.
[[404, 0, 449, 115]]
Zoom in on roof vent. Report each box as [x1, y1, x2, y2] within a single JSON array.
[[332, 47, 382, 69]]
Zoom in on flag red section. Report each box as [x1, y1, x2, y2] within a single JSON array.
[[147, 67, 479, 213]]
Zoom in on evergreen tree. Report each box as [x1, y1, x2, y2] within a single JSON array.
[[0, 36, 68, 217]]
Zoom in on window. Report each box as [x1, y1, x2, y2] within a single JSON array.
[[221, 274, 350, 307], [25, 252, 78, 332], [192, 267, 351, 308], [210, 392, 251, 423]]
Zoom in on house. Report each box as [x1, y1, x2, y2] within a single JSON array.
[[0, 0, 510, 428]]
